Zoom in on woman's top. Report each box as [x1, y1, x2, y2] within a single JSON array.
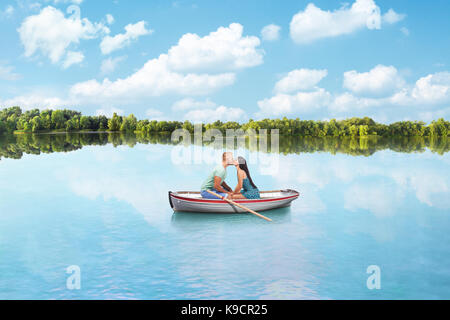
[[241, 178, 260, 199]]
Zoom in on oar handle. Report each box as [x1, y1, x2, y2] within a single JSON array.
[[206, 190, 272, 222]]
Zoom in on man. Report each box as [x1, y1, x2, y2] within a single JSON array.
[[200, 152, 235, 199]]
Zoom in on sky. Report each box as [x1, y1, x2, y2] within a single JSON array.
[[0, 0, 449, 123]]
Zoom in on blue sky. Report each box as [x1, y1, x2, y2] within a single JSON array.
[[0, 0, 449, 123]]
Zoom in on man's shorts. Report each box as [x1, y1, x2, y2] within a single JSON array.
[[200, 189, 226, 199]]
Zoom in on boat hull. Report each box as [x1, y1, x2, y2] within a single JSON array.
[[169, 190, 299, 213]]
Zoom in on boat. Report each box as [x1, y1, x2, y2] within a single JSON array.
[[169, 189, 300, 213]]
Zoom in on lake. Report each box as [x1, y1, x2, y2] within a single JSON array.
[[0, 133, 449, 299]]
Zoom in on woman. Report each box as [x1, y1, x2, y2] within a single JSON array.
[[231, 156, 260, 199]]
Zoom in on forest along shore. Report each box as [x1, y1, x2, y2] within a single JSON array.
[[1, 106, 449, 137]]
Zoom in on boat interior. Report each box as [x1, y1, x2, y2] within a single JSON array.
[[172, 190, 299, 199]]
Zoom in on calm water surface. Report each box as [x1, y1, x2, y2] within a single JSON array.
[[0, 134, 449, 299]]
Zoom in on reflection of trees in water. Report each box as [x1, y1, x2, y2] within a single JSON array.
[[0, 133, 449, 160]]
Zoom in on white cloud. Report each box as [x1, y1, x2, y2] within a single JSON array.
[[0, 94, 68, 110], [171, 98, 246, 123], [184, 105, 246, 123], [0, 63, 21, 80], [10, 22, 262, 109], [255, 62, 450, 120], [261, 24, 281, 41], [18, 6, 108, 66], [172, 97, 216, 111], [343, 65, 405, 97], [385, 72, 450, 107], [330, 92, 383, 113], [49, 0, 84, 4], [95, 107, 124, 117], [275, 68, 328, 93], [290, 0, 404, 44], [69, 24, 262, 105], [331, 71, 450, 116], [382, 8, 405, 24], [417, 107, 450, 123], [100, 21, 152, 55], [106, 14, 114, 25], [100, 56, 126, 75], [257, 68, 331, 117], [145, 108, 165, 120], [166, 23, 263, 72], [400, 27, 409, 36], [62, 50, 84, 69], [69, 55, 235, 104], [257, 89, 332, 117], [410, 72, 450, 104]]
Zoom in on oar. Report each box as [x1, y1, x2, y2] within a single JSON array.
[[206, 190, 272, 222]]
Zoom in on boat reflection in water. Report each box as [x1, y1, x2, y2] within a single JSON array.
[[171, 206, 292, 228]]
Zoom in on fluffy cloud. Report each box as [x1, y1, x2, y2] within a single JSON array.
[[275, 68, 328, 93], [171, 98, 246, 123], [18, 6, 108, 65], [382, 8, 405, 24], [69, 55, 235, 104], [145, 108, 165, 120], [184, 105, 246, 123], [257, 89, 332, 117], [172, 98, 216, 111], [257, 67, 331, 117], [290, 0, 404, 44], [95, 107, 124, 117], [69, 24, 262, 105], [2, 23, 262, 110], [332, 71, 450, 116], [49, 0, 84, 4], [343, 65, 405, 97], [105, 14, 114, 25], [0, 94, 68, 110], [382, 72, 450, 108], [166, 23, 263, 72], [256, 62, 450, 120], [261, 24, 281, 41], [410, 72, 450, 104], [100, 56, 127, 75], [329, 92, 383, 113], [100, 21, 152, 55], [62, 50, 84, 69]]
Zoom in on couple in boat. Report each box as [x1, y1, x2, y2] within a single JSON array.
[[200, 152, 260, 200]]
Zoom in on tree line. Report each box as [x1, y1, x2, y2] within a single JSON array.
[[1, 106, 449, 137]]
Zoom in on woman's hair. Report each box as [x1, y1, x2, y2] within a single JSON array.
[[237, 156, 257, 189]]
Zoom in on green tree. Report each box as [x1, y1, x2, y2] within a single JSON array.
[[120, 114, 137, 132], [31, 116, 42, 132], [349, 125, 358, 137], [51, 110, 65, 129], [108, 113, 122, 131], [359, 125, 369, 136], [80, 116, 92, 130]]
